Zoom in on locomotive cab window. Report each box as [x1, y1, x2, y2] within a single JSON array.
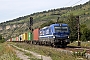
[[54, 26, 68, 32], [61, 27, 68, 32]]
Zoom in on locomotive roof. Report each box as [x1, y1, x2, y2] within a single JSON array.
[[42, 26, 49, 29], [40, 23, 68, 30], [50, 23, 68, 26]]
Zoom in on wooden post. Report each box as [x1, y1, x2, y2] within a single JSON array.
[[76, 16, 81, 46]]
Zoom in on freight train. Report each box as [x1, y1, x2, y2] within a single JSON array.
[[7, 23, 70, 47]]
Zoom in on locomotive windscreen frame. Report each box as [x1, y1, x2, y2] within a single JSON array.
[[54, 26, 68, 32]]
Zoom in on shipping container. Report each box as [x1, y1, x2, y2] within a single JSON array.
[[12, 38, 16, 41], [10, 38, 12, 42], [33, 28, 39, 41], [12, 38, 14, 41], [7, 39, 10, 42], [19, 34, 23, 41], [16, 37, 19, 41], [28, 32, 33, 40], [22, 33, 28, 41]]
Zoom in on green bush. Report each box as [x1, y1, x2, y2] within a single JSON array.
[[80, 27, 90, 41], [80, 35, 86, 41], [73, 49, 86, 57], [0, 39, 5, 43], [0, 35, 5, 43]]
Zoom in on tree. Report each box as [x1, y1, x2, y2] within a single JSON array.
[[40, 20, 54, 28], [67, 13, 78, 42], [0, 35, 5, 43], [83, 28, 90, 41], [0, 35, 2, 40], [80, 35, 86, 41], [80, 24, 90, 41]]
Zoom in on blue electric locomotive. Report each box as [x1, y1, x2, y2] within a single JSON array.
[[39, 23, 70, 47]]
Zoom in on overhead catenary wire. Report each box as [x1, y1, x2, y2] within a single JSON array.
[[64, 0, 74, 6], [64, 0, 83, 7], [53, 0, 83, 23], [61, 0, 83, 17], [71, 0, 82, 7]]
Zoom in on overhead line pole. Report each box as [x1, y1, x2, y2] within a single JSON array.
[[76, 16, 80, 46]]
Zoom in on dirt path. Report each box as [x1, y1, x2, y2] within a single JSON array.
[[8, 44, 30, 60], [15, 49, 30, 60], [10, 44, 52, 60]]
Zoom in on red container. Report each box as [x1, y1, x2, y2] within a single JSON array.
[[16, 37, 19, 41], [33, 28, 39, 41], [10, 38, 12, 42]]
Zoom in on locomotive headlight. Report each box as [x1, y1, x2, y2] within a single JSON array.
[[53, 35, 55, 38], [68, 36, 69, 38]]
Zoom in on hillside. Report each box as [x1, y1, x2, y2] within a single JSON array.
[[0, 1, 90, 39]]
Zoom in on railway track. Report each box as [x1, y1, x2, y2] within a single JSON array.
[[55, 46, 90, 54], [66, 46, 90, 53], [54, 46, 90, 59]]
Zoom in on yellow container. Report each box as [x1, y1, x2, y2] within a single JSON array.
[[22, 33, 28, 41]]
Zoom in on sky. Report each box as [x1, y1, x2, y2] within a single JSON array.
[[0, 0, 89, 23]]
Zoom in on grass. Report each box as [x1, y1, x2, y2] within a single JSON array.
[[0, 42, 20, 60], [16, 46, 43, 60], [25, 52, 42, 60], [11, 42, 87, 60]]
